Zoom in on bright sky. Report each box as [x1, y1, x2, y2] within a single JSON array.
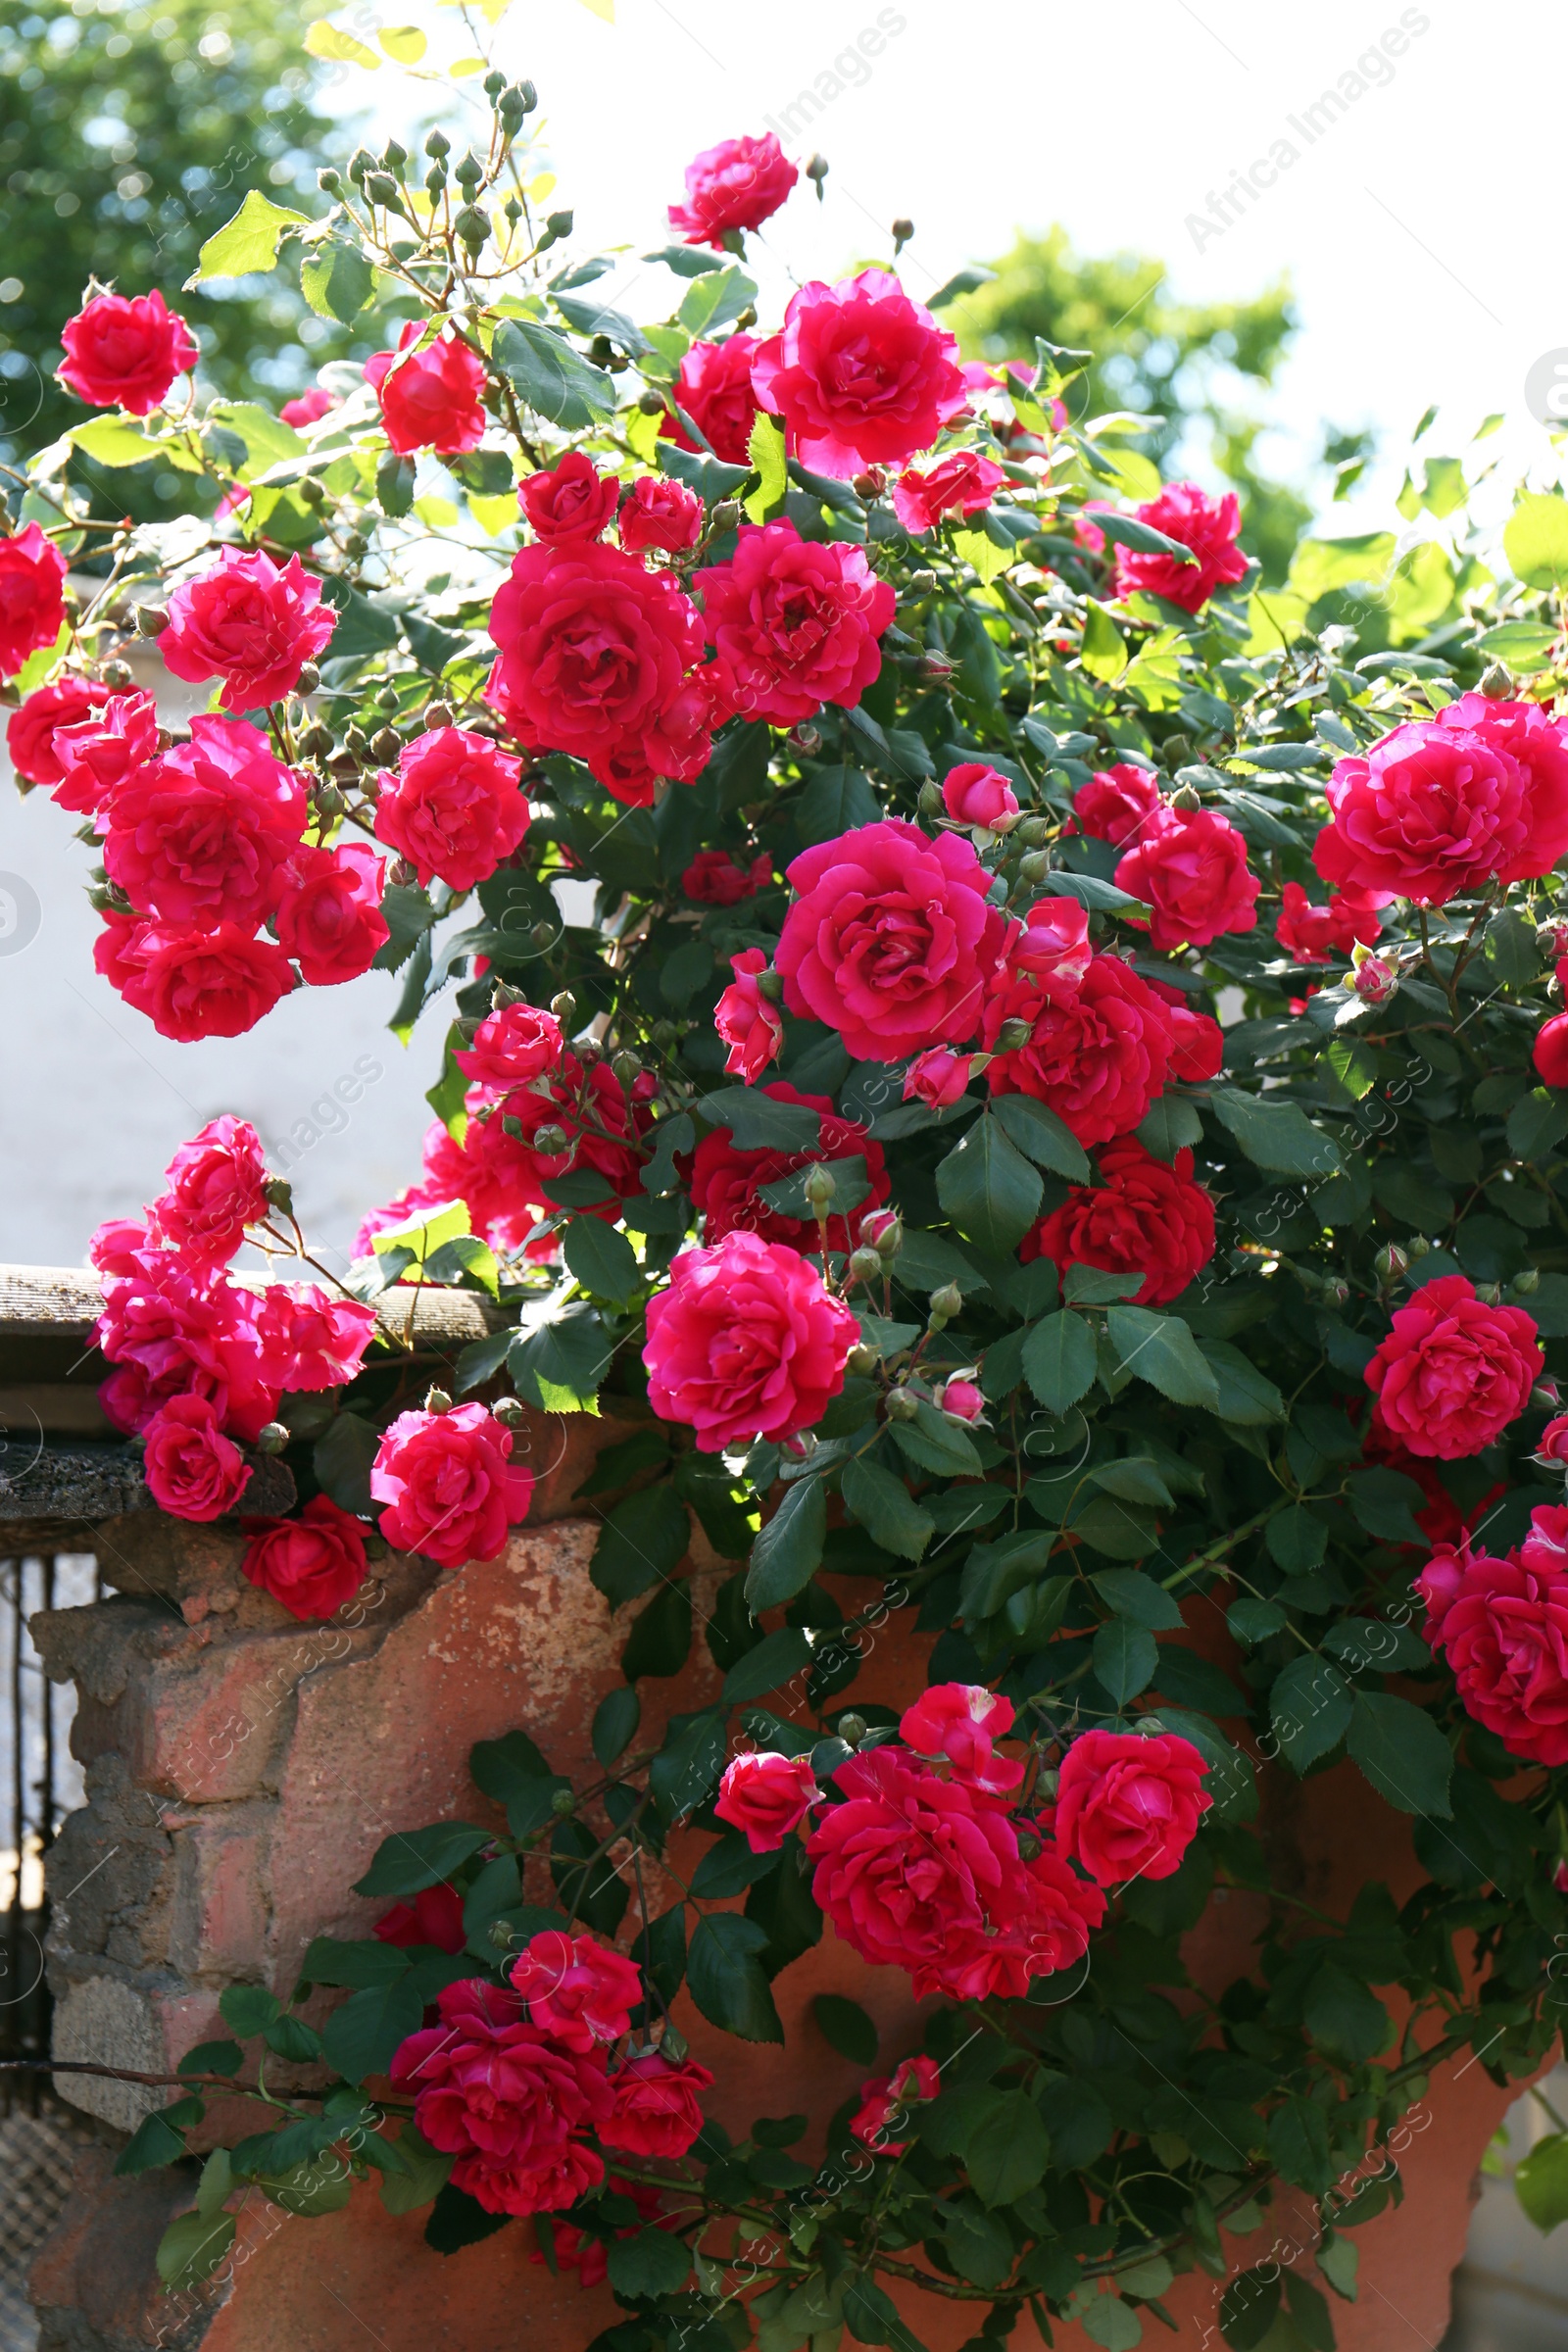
[[318, 0, 1568, 538]]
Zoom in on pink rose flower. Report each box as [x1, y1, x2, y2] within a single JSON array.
[[937, 1844, 1106, 2000], [142, 1394, 253, 1522], [7, 673, 118, 787], [1421, 1532, 1568, 1767], [1112, 481, 1248, 612], [619, 474, 704, 555], [364, 319, 486, 456], [643, 1229, 858, 1453], [390, 1979, 612, 2216], [714, 948, 783, 1082], [601, 2049, 714, 2159], [1365, 1275, 1543, 1460], [682, 848, 772, 906], [903, 1048, 974, 1110], [1052, 1729, 1211, 1886], [518, 451, 620, 544], [939, 1379, 985, 1424], [239, 1494, 368, 1622], [455, 1001, 564, 1090], [256, 1283, 377, 1393], [57, 288, 198, 416], [752, 269, 967, 478], [1536, 1013, 1568, 1090], [102, 713, 307, 929], [95, 1259, 279, 1442], [776, 818, 1006, 1062], [892, 451, 1006, 535], [0, 523, 69, 677], [272, 843, 389, 984], [1536, 1415, 1568, 1466], [98, 916, 295, 1040], [662, 334, 761, 466], [374, 726, 528, 892], [850, 2055, 942, 2154], [508, 1930, 644, 2051], [149, 1114, 270, 1264], [805, 1745, 1022, 1977], [900, 1683, 1020, 1793], [713, 1749, 822, 1852], [370, 1401, 534, 1566], [983, 951, 1175, 1148], [1113, 805, 1260, 951], [1276, 880, 1388, 963], [1025, 1137, 1215, 1308], [49, 688, 159, 816], [697, 519, 895, 725], [941, 761, 1017, 829], [669, 131, 797, 247], [157, 549, 337, 712], [1073, 764, 1164, 849], [279, 385, 336, 428]]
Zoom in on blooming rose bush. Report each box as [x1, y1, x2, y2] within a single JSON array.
[[20, 74, 1568, 2352]]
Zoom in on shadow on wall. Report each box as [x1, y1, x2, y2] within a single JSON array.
[[1444, 2063, 1568, 2350]]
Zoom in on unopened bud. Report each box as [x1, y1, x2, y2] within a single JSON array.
[[1137, 1714, 1166, 1737], [1321, 1278, 1350, 1307], [551, 1787, 576, 1817], [1170, 782, 1201, 811], [1535, 1380, 1563, 1411], [1374, 1244, 1408, 1283], [530, 919, 555, 950], [1016, 851, 1051, 884], [906, 569, 938, 595], [921, 653, 956, 681], [1405, 1234, 1432, 1259], [756, 969, 785, 1003], [315, 782, 346, 818], [488, 1917, 514, 1948], [1478, 660, 1515, 700], [300, 720, 332, 758], [846, 1343, 878, 1375], [994, 1016, 1034, 1053], [861, 1209, 902, 1258], [710, 498, 744, 532], [852, 468, 885, 500], [425, 1387, 453, 1412], [849, 1247, 884, 1285], [533, 1124, 572, 1156], [1015, 816, 1050, 847], [1036, 1768, 1059, 1803], [102, 659, 134, 689], [929, 1281, 963, 1322], [611, 1050, 642, 1088], [254, 1422, 290, 1455], [1514, 1266, 1543, 1296], [805, 152, 829, 188], [550, 991, 576, 1024], [369, 728, 402, 763], [545, 208, 574, 239], [885, 1387, 919, 1422], [424, 127, 451, 158], [1014, 1829, 1041, 1860], [891, 217, 913, 250], [1158, 733, 1193, 771], [318, 166, 343, 194], [390, 858, 416, 888], [134, 602, 170, 637], [637, 387, 665, 416], [492, 1396, 529, 1429], [788, 723, 822, 755], [918, 780, 943, 817], [1350, 951, 1397, 1005], [265, 1176, 293, 1213], [835, 1712, 866, 1747], [515, 77, 537, 111], [455, 205, 491, 249], [804, 1164, 837, 1211]]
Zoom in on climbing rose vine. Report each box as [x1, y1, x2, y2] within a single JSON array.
[[13, 61, 1568, 2352]]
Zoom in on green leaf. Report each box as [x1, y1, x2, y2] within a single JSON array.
[[378, 2122, 454, 2217], [1516, 2132, 1568, 2232], [620, 1579, 693, 1681], [1304, 1963, 1391, 2064], [891, 1399, 984, 1479], [841, 1454, 935, 1561], [321, 1976, 426, 2084], [177, 2038, 244, 2079], [677, 262, 758, 336], [1270, 1654, 1353, 1769], [757, 1154, 871, 1223], [219, 1984, 280, 2038], [935, 1114, 1044, 1256], [1091, 1565, 1185, 1627], [493, 319, 616, 430], [688, 1913, 784, 2042], [1284, 2273, 1338, 2352], [745, 410, 788, 523], [422, 1233, 499, 1298], [1105, 1307, 1220, 1410], [1093, 1618, 1158, 1704], [989, 1092, 1091, 1180], [424, 2181, 511, 2253], [591, 1483, 691, 1605], [965, 2090, 1049, 2206], [1266, 1504, 1328, 1575], [1323, 1618, 1431, 1674], [1268, 2093, 1333, 2193], [185, 188, 306, 284], [592, 1685, 641, 1768], [722, 1626, 814, 1704], [157, 2209, 236, 2291], [1347, 1691, 1453, 1817], [1505, 493, 1568, 589], [812, 1992, 878, 2066], [1199, 1338, 1284, 1425], [841, 2276, 913, 2347], [352, 1822, 490, 1898], [1218, 2268, 1281, 2351], [696, 1088, 821, 1152], [314, 1410, 381, 1519], [1508, 1088, 1568, 1159], [1080, 599, 1128, 681], [1023, 1311, 1098, 1412], [69, 416, 204, 472], [265, 2012, 323, 2063], [745, 1476, 827, 1610], [1317, 2235, 1358, 2301], [296, 1936, 412, 1991], [1208, 1087, 1342, 1177], [115, 2098, 204, 2175], [1347, 1466, 1429, 1545], [1137, 1093, 1204, 1157], [608, 2226, 692, 2298], [300, 238, 374, 322], [794, 763, 881, 844], [563, 1215, 641, 1303], [1063, 1265, 1144, 1305], [1081, 2298, 1142, 2352]]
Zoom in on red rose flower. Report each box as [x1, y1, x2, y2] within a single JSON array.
[[57, 288, 198, 416], [518, 451, 620, 544], [390, 1979, 612, 2217], [662, 334, 761, 466], [1432, 694, 1568, 884], [280, 385, 336, 428], [100, 917, 295, 1040], [939, 1378, 985, 1424], [149, 1114, 270, 1263], [1276, 880, 1387, 963], [451, 1058, 647, 1253], [697, 519, 895, 725], [0, 523, 69, 677], [1024, 1137, 1216, 1308], [1114, 805, 1260, 951], [1145, 980, 1225, 1083], [602, 2049, 714, 2159], [102, 714, 306, 929], [487, 539, 708, 789], [255, 1283, 377, 1393], [370, 1401, 534, 1567], [805, 1745, 1023, 1977], [752, 269, 967, 478], [983, 951, 1174, 1148], [713, 1749, 822, 1853], [619, 474, 704, 555], [682, 848, 771, 906], [1009, 896, 1093, 994], [1112, 481, 1248, 612], [1536, 1012, 1568, 1090], [936, 1845, 1106, 2000], [508, 1930, 643, 2052], [850, 2056, 942, 2154], [7, 673, 117, 786], [239, 1494, 368, 1622], [373, 726, 528, 892], [689, 1081, 891, 1257], [643, 1229, 858, 1453], [1537, 1414, 1568, 1466], [1073, 764, 1164, 849], [668, 130, 797, 247], [364, 319, 486, 456], [715, 948, 783, 1082], [374, 1882, 467, 1953], [455, 1001, 564, 1090], [272, 842, 389, 985], [941, 761, 1017, 829], [900, 1683, 1021, 1794], [94, 1259, 279, 1441], [157, 549, 337, 713], [1421, 1531, 1568, 1766], [776, 818, 1007, 1061], [50, 689, 159, 816], [903, 1048, 975, 1109], [892, 451, 1006, 535], [1053, 1729, 1211, 1886], [142, 1393, 253, 1522], [1365, 1274, 1542, 1460]]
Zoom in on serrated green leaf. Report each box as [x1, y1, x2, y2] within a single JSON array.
[[493, 318, 616, 429], [745, 1476, 827, 1610], [1208, 1087, 1342, 1177], [1105, 1307, 1220, 1409], [688, 1912, 783, 2042], [935, 1113, 1043, 1256], [1023, 1310, 1098, 1412], [840, 1454, 934, 1561], [185, 188, 306, 284], [1347, 1690, 1453, 1817]]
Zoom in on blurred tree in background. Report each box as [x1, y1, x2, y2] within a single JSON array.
[[0, 0, 339, 466], [962, 225, 1373, 583]]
